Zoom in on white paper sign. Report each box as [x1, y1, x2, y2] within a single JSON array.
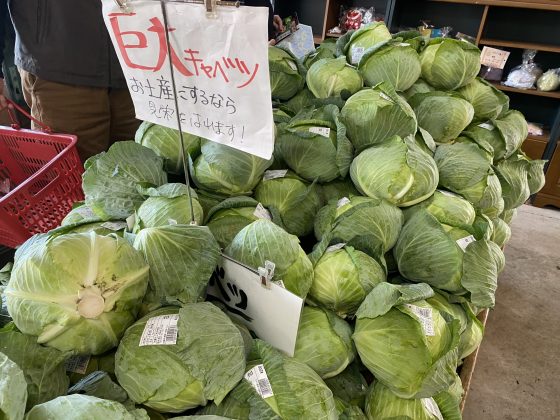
[[206, 254, 304, 356], [309, 127, 331, 138], [245, 364, 274, 398], [139, 314, 179, 346], [456, 235, 476, 252], [480, 47, 510, 70], [102, 1, 274, 159], [405, 304, 435, 336], [65, 355, 91, 374]]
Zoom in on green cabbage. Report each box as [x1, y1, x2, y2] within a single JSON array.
[[201, 340, 337, 419], [0, 327, 68, 410], [304, 41, 337, 69], [433, 374, 464, 420], [294, 306, 355, 378], [314, 196, 404, 257], [342, 22, 392, 66], [354, 282, 460, 398], [276, 104, 353, 182], [490, 217, 512, 247], [254, 171, 323, 237], [133, 225, 220, 308], [134, 183, 204, 230], [82, 141, 167, 220], [324, 363, 368, 410], [402, 78, 435, 100], [341, 83, 417, 152], [409, 91, 474, 143], [0, 351, 27, 419], [225, 219, 313, 298], [5, 232, 149, 354], [135, 121, 201, 174], [420, 38, 481, 90], [269, 46, 305, 100], [306, 57, 363, 99], [394, 209, 505, 307], [115, 304, 246, 413], [319, 178, 360, 204], [456, 77, 509, 121], [358, 40, 421, 91], [191, 140, 273, 196], [350, 135, 439, 207], [435, 139, 505, 217], [310, 245, 386, 317], [404, 189, 476, 228], [26, 395, 149, 420]]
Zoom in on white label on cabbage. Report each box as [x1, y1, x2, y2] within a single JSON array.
[[126, 214, 136, 231], [309, 127, 331, 138], [337, 197, 351, 208], [287, 60, 297, 71], [478, 122, 495, 131], [263, 169, 288, 181], [456, 235, 476, 252], [422, 398, 444, 420], [399, 42, 411, 46], [326, 243, 346, 253], [74, 206, 96, 219], [100, 221, 128, 231], [405, 304, 435, 336], [65, 355, 91, 374], [139, 314, 179, 346], [253, 203, 272, 220], [351, 46, 365, 64], [168, 219, 178, 225], [245, 364, 274, 399]]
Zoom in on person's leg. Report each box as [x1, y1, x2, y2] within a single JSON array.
[[108, 88, 140, 144], [19, 70, 111, 161]]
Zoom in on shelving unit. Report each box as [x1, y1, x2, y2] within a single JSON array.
[[490, 82, 560, 100]]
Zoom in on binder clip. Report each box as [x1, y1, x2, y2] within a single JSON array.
[[114, 0, 130, 13], [258, 261, 275, 289]]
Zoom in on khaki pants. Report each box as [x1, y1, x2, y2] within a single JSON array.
[[20, 70, 140, 161]]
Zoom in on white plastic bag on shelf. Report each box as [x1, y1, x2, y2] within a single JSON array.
[[537, 68, 560, 92], [503, 49, 543, 89]]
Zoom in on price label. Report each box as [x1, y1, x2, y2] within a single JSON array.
[[351, 46, 365, 65], [405, 304, 435, 336], [263, 169, 288, 181], [326, 243, 346, 253], [456, 235, 476, 252], [245, 364, 274, 398], [480, 47, 510, 70], [65, 355, 91, 374], [309, 127, 331, 138], [100, 221, 128, 231], [337, 197, 351, 208], [139, 314, 179, 346], [73, 206, 97, 219], [206, 254, 304, 356]]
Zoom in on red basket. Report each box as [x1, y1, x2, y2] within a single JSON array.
[[0, 100, 84, 248]]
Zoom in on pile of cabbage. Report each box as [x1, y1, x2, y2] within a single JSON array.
[[0, 21, 545, 420]]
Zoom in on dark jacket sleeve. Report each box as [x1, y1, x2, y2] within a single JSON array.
[[244, 0, 275, 40]]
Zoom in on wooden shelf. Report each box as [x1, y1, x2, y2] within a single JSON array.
[[479, 38, 560, 53], [313, 35, 323, 44], [489, 82, 560, 99], [325, 32, 343, 38], [527, 130, 550, 142], [430, 0, 560, 11]]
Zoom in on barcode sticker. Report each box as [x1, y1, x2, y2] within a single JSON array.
[[326, 243, 346, 253], [139, 314, 179, 346], [254, 203, 272, 220], [351, 46, 365, 64], [405, 304, 435, 336], [478, 122, 495, 131], [100, 221, 128, 231], [309, 127, 331, 138], [456, 235, 476, 252], [65, 355, 91, 374], [245, 364, 274, 399], [288, 61, 297, 71], [74, 206, 96, 219], [422, 398, 444, 420], [337, 197, 351, 208], [263, 170, 288, 181]]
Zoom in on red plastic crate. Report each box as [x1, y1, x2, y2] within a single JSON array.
[[0, 101, 84, 248]]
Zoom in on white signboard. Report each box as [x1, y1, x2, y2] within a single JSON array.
[[207, 254, 304, 356], [102, 1, 274, 159]]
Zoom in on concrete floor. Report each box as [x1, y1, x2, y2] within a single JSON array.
[[463, 205, 560, 419]]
